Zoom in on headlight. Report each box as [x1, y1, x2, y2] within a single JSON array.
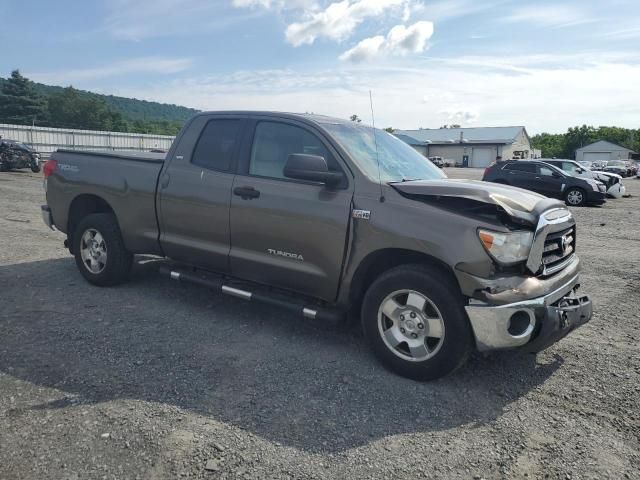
[[585, 180, 600, 191], [478, 229, 534, 264]]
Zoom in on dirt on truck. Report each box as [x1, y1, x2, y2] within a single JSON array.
[[41, 111, 592, 380]]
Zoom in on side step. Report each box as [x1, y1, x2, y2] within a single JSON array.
[[159, 266, 344, 324]]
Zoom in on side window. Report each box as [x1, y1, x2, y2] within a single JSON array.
[[504, 162, 536, 173], [191, 119, 242, 172], [562, 162, 577, 173], [539, 166, 556, 177], [249, 121, 337, 180]]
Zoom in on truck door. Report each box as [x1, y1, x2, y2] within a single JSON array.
[[229, 118, 353, 301], [158, 115, 246, 273]]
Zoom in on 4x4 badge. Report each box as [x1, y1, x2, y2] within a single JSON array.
[[352, 209, 371, 220]]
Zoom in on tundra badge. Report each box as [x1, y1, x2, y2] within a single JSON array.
[[352, 209, 371, 220]]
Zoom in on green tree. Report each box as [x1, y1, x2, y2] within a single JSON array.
[[383, 127, 394, 133], [47, 86, 126, 131], [350, 114, 362, 123], [531, 132, 565, 158], [0, 70, 49, 125]]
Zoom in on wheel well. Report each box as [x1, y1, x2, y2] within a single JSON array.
[[348, 249, 460, 314], [67, 194, 115, 250]]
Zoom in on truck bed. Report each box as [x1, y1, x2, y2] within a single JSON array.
[[47, 149, 166, 255]]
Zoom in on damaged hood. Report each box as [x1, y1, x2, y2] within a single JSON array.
[[390, 179, 565, 225]]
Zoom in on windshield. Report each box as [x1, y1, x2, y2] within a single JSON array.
[[321, 123, 446, 182]]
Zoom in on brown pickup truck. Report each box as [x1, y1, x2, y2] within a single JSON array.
[[41, 111, 592, 380]]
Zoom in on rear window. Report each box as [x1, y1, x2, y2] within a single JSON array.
[[504, 162, 536, 173], [192, 119, 242, 172]]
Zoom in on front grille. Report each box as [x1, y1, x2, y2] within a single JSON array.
[[541, 226, 575, 275]]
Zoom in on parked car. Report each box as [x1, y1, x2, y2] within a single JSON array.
[[544, 159, 625, 199], [482, 160, 607, 206], [41, 111, 592, 380], [0, 138, 41, 172], [590, 160, 608, 171], [428, 156, 444, 168], [603, 160, 630, 177]]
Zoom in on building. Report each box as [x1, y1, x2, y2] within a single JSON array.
[[394, 126, 532, 167], [575, 140, 637, 163]]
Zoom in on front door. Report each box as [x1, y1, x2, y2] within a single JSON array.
[[533, 164, 565, 198], [229, 118, 353, 301], [158, 115, 246, 272]]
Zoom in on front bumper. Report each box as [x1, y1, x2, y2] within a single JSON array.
[[586, 190, 606, 205], [465, 273, 592, 352]]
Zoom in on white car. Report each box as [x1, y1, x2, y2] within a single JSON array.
[[543, 159, 626, 199]]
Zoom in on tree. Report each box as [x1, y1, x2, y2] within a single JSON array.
[[350, 114, 362, 123], [439, 124, 461, 129], [47, 86, 125, 131], [0, 70, 49, 125], [383, 127, 394, 133]]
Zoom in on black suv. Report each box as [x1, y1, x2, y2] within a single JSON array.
[[482, 160, 606, 206]]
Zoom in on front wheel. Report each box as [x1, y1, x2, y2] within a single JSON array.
[[31, 163, 41, 173], [72, 213, 133, 286], [565, 187, 586, 206], [361, 265, 474, 381]]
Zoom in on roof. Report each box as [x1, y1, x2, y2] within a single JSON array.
[[394, 126, 527, 145], [393, 133, 424, 146], [575, 140, 637, 153]]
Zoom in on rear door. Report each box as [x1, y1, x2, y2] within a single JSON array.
[[228, 117, 353, 301], [502, 162, 538, 191], [158, 114, 246, 272]]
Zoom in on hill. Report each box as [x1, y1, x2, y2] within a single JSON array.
[[0, 77, 200, 124]]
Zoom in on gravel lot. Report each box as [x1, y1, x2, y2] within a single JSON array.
[[1, 168, 639, 480]]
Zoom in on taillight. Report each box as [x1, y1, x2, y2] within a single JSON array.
[[43, 160, 57, 178]]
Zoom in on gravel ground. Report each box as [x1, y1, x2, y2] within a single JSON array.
[[1, 168, 639, 480]]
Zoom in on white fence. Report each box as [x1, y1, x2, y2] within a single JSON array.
[[0, 123, 175, 158]]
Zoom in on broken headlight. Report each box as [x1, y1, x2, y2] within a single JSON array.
[[478, 229, 534, 265]]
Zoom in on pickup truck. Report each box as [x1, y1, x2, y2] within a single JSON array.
[[41, 111, 592, 380]]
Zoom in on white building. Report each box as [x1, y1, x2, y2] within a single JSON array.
[[575, 140, 637, 163], [394, 126, 532, 168]]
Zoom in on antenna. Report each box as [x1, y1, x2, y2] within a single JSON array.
[[369, 90, 384, 202]]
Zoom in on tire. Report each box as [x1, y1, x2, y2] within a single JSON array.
[[564, 187, 586, 206], [361, 265, 474, 381], [31, 164, 41, 173], [72, 213, 133, 286]]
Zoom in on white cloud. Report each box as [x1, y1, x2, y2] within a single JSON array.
[[340, 20, 433, 62], [27, 57, 193, 84], [441, 108, 479, 124], [285, 0, 408, 46], [110, 52, 640, 134], [502, 4, 594, 27]]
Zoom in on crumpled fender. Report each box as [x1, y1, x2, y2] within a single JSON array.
[[390, 179, 565, 226]]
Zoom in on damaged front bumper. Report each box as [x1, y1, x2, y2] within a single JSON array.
[[464, 272, 592, 352]]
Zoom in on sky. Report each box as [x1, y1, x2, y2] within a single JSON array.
[[1, 0, 639, 133]]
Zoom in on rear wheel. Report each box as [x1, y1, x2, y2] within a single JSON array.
[[361, 265, 473, 381], [72, 213, 132, 286], [565, 187, 586, 206]]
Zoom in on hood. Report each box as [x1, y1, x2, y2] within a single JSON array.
[[390, 179, 565, 225]]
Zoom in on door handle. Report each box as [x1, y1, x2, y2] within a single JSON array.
[[160, 174, 170, 188], [233, 186, 260, 200]]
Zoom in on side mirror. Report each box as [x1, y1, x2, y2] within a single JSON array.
[[284, 154, 344, 187]]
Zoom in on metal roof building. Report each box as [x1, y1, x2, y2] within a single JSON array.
[[394, 126, 533, 167], [575, 140, 637, 163]]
